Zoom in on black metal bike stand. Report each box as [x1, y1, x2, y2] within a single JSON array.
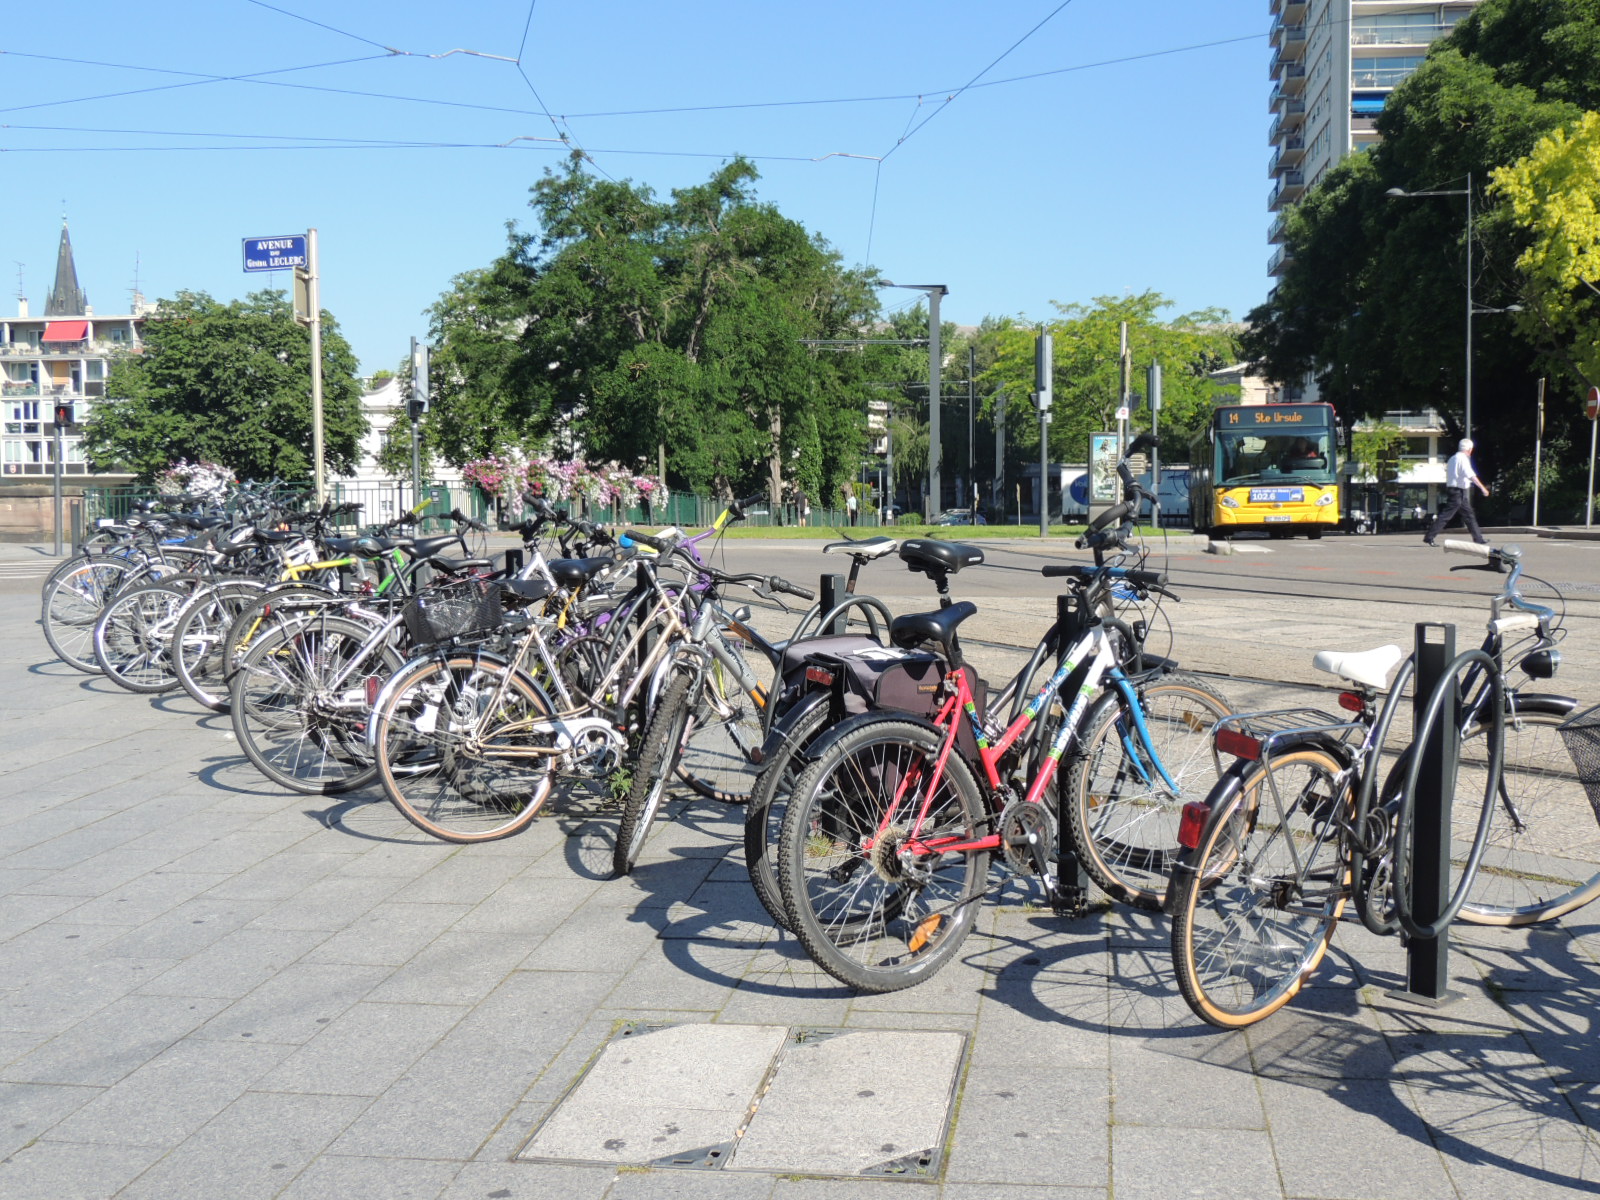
[[819, 573, 847, 635], [1390, 621, 1463, 1006], [1052, 591, 1092, 919]]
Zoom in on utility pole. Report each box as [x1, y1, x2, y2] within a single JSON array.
[[993, 390, 1006, 517], [967, 346, 977, 522], [409, 338, 429, 510], [1035, 331, 1053, 538], [1147, 361, 1163, 526]]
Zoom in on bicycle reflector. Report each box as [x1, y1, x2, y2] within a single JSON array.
[[1177, 801, 1211, 850], [805, 664, 835, 687], [1214, 727, 1261, 761], [1338, 691, 1366, 712]]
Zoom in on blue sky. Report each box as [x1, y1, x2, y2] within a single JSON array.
[[1, 1, 1269, 374]]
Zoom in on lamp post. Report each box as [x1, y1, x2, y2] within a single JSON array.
[[879, 281, 948, 517], [1385, 176, 1475, 438]]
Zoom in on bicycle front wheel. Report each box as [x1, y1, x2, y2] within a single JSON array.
[[614, 672, 698, 875], [1171, 745, 1351, 1029], [41, 555, 143, 673], [778, 718, 990, 993], [744, 702, 831, 930], [676, 628, 766, 805], [92, 579, 196, 693], [371, 652, 556, 842], [1067, 672, 1231, 909], [1455, 707, 1600, 925]]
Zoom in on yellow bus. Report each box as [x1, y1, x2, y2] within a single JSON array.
[[1191, 403, 1340, 539]]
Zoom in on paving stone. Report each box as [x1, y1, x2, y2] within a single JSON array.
[[1112, 1123, 1280, 1200], [364, 928, 540, 1006], [258, 1000, 469, 1096], [193, 962, 392, 1045], [134, 925, 328, 998], [272, 1153, 462, 1200], [942, 1065, 1109, 1188], [51, 869, 234, 926], [0, 1080, 101, 1158], [95, 894, 276, 960], [1109, 1037, 1266, 1130], [434, 1161, 614, 1200], [113, 1090, 370, 1200], [0, 1138, 166, 1199], [1, 992, 230, 1086]]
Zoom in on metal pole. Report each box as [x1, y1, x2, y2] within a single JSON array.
[[993, 390, 1005, 517], [1533, 378, 1544, 527], [52, 418, 63, 556], [1464, 178, 1473, 441], [1400, 622, 1458, 1003], [1118, 322, 1130, 461], [927, 290, 942, 518], [968, 346, 976, 523], [1588, 413, 1597, 529], [1039, 407, 1050, 539], [1148, 361, 1163, 527], [307, 227, 325, 505]]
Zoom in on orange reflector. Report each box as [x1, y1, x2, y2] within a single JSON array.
[[805, 665, 835, 687], [365, 676, 382, 707], [1338, 691, 1365, 713], [1177, 801, 1211, 850], [1214, 728, 1261, 761], [908, 914, 944, 953]]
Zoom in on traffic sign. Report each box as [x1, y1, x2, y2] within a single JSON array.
[[242, 235, 308, 272], [1588, 386, 1600, 420]]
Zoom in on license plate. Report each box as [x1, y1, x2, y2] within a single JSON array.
[[1264, 515, 1291, 523]]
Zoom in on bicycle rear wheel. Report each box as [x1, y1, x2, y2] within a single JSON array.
[[230, 613, 400, 794], [41, 556, 143, 673], [1067, 672, 1231, 909], [744, 702, 831, 930], [676, 627, 765, 805], [92, 578, 195, 693], [614, 672, 697, 874], [778, 718, 989, 993], [171, 580, 268, 712], [371, 651, 556, 842], [1171, 745, 1351, 1029]]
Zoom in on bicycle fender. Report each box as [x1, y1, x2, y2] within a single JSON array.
[[1160, 764, 1248, 917], [1508, 693, 1577, 719], [756, 689, 830, 766], [796, 709, 947, 764]]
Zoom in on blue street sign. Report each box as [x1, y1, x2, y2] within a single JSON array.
[[242, 235, 308, 272]]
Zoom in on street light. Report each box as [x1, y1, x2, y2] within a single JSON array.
[[879, 281, 948, 517], [1385, 176, 1483, 438]]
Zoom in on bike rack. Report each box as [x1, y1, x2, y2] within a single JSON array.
[[1052, 590, 1093, 919], [1392, 621, 1461, 1006], [819, 573, 847, 635]]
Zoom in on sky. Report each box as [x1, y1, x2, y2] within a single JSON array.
[[0, 0, 1271, 376]]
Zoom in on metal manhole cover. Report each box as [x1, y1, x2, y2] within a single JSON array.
[[519, 1022, 966, 1180]]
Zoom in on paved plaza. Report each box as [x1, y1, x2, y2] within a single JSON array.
[[5, 537, 1600, 1199]]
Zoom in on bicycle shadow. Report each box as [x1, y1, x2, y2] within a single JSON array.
[[979, 897, 1600, 1193]]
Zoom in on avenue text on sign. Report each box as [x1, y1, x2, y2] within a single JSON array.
[[242, 236, 308, 272]]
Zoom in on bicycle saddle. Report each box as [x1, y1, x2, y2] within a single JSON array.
[[823, 536, 897, 560], [1312, 643, 1404, 690], [548, 556, 614, 587], [899, 539, 984, 576], [890, 600, 978, 657]]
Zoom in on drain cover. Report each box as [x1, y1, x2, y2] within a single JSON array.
[[520, 1022, 965, 1180]]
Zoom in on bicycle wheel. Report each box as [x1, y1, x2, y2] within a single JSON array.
[[778, 718, 990, 993], [230, 613, 400, 795], [614, 672, 697, 875], [676, 627, 765, 804], [1454, 707, 1600, 924], [1067, 672, 1231, 910], [744, 702, 831, 930], [40, 555, 143, 673], [92, 579, 196, 693], [220, 583, 339, 690], [371, 651, 557, 842], [1171, 744, 1352, 1029], [171, 580, 268, 712]]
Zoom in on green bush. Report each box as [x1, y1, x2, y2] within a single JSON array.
[[897, 513, 922, 527]]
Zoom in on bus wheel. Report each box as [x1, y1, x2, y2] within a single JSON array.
[[1308, 528, 1323, 540]]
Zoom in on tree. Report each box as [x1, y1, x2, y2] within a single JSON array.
[[1491, 110, 1600, 391], [86, 290, 365, 481], [426, 157, 882, 505]]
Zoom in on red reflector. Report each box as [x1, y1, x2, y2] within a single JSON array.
[[805, 665, 835, 686], [365, 676, 381, 706], [1177, 801, 1211, 850], [1214, 728, 1261, 761], [1338, 691, 1365, 713]]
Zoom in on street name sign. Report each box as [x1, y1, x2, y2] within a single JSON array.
[[242, 235, 308, 272]]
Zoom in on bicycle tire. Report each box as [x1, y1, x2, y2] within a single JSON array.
[[676, 626, 765, 805], [778, 718, 989, 992], [371, 651, 556, 842], [230, 612, 401, 795], [91, 578, 197, 693], [220, 582, 340, 690], [40, 555, 146, 673], [1066, 672, 1231, 909], [744, 702, 832, 930], [1170, 744, 1351, 1029], [1452, 706, 1600, 924], [614, 672, 698, 875], [170, 579, 268, 712]]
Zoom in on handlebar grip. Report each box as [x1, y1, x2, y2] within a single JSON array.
[[1041, 564, 1095, 579], [1084, 500, 1133, 536], [1491, 613, 1540, 634], [1122, 568, 1167, 588], [769, 576, 815, 601], [622, 529, 670, 552], [1442, 539, 1492, 560]]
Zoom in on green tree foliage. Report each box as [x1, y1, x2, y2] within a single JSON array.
[[87, 290, 365, 481], [1242, 0, 1600, 485], [981, 292, 1238, 466], [426, 157, 881, 504]]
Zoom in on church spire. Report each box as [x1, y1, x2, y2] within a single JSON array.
[[45, 220, 87, 316]]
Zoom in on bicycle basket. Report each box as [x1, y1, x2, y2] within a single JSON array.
[[1558, 704, 1600, 825], [402, 579, 503, 646]]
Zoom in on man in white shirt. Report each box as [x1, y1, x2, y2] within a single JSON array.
[[1423, 438, 1490, 546]]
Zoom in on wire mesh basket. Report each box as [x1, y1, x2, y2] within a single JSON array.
[[1558, 703, 1600, 824], [402, 579, 504, 646]]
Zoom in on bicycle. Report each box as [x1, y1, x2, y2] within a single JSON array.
[[1165, 539, 1584, 1029]]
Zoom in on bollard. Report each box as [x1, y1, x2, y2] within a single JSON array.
[[1052, 590, 1092, 918]]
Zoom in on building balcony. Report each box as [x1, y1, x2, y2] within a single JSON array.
[[1351, 66, 1415, 89], [1269, 107, 1306, 143], [1270, 171, 1305, 209], [2, 382, 41, 397], [1269, 215, 1288, 243], [1269, 245, 1292, 276], [1274, 62, 1308, 92], [1271, 23, 1307, 55], [1351, 23, 1451, 47], [1269, 136, 1305, 175]]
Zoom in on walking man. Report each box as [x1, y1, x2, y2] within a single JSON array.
[[1424, 438, 1490, 546]]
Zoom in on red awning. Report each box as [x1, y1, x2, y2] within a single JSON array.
[[40, 321, 88, 342]]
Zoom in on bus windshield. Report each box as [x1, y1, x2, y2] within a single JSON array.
[[1215, 427, 1336, 487]]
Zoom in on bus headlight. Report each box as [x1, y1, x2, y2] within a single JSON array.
[[1220, 496, 1239, 509], [1315, 493, 1334, 506]]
